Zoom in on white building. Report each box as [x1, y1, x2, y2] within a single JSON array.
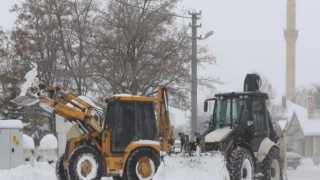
[[278, 100, 320, 157]]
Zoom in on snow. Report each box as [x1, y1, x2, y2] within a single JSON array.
[[20, 64, 38, 96], [287, 158, 320, 180], [153, 153, 229, 180], [277, 120, 287, 131], [0, 119, 23, 129], [114, 94, 134, 97], [134, 140, 160, 146], [276, 101, 320, 136], [23, 134, 35, 150], [0, 155, 318, 180], [78, 96, 102, 111], [38, 134, 57, 150], [0, 162, 56, 180]]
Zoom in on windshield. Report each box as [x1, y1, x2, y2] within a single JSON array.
[[210, 97, 246, 129]]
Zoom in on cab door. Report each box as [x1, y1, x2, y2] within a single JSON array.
[[250, 96, 269, 152], [111, 101, 136, 152]]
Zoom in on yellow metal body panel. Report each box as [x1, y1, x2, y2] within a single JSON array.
[[156, 86, 174, 152], [105, 157, 124, 176], [104, 141, 160, 176], [106, 95, 155, 103]]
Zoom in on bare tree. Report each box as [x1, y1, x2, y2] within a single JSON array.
[[0, 29, 27, 111], [8, 0, 220, 110], [11, 0, 98, 95], [296, 83, 320, 109], [91, 0, 218, 109], [11, 0, 62, 86]]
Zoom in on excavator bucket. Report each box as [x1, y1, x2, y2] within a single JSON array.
[[10, 95, 39, 107], [10, 64, 43, 107]]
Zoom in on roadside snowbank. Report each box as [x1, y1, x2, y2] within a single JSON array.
[[0, 162, 56, 180]]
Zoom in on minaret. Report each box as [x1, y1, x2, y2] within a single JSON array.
[[284, 0, 298, 101]]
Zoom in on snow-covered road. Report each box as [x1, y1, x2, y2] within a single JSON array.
[[0, 157, 319, 180], [287, 158, 320, 180]]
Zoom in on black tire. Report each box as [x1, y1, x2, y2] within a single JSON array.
[[56, 154, 69, 180], [125, 148, 160, 180], [261, 147, 282, 180], [67, 145, 103, 180], [113, 176, 124, 180], [227, 147, 254, 180]]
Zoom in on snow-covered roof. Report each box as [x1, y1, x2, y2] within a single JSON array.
[[283, 101, 320, 136], [0, 120, 23, 129], [277, 120, 287, 131]]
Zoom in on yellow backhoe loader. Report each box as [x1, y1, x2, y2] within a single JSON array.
[[13, 83, 174, 180]]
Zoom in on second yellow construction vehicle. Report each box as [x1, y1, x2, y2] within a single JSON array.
[[13, 84, 174, 180]]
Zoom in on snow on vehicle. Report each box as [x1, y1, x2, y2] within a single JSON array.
[[201, 74, 285, 180], [286, 147, 301, 169]]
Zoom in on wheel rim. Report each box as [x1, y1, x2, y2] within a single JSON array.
[[241, 159, 252, 180], [270, 159, 280, 180], [76, 155, 98, 180], [135, 157, 155, 180], [81, 160, 92, 177]]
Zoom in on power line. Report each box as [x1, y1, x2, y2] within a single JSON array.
[[114, 0, 191, 19]]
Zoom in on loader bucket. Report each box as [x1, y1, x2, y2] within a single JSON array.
[[10, 95, 39, 107]]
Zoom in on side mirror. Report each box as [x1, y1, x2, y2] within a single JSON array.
[[204, 101, 208, 112]]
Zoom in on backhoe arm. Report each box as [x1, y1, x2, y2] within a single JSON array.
[[41, 86, 102, 133], [156, 86, 175, 152]]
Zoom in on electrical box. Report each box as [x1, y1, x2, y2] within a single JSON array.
[[0, 120, 23, 169]]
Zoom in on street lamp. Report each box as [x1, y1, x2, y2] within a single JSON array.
[[199, 31, 214, 40]]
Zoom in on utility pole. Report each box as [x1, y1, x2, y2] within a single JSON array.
[[189, 11, 201, 141]]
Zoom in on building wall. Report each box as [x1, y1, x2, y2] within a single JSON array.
[[304, 137, 313, 157], [313, 137, 320, 155], [287, 116, 305, 155]]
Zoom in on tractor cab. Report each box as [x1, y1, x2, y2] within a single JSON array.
[[202, 74, 283, 180], [203, 92, 277, 152], [105, 95, 158, 152]]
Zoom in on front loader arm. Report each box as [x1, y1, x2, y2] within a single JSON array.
[[41, 86, 102, 133], [156, 86, 175, 152]]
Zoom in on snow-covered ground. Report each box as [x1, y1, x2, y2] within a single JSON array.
[[154, 153, 228, 180], [0, 162, 56, 180], [286, 158, 320, 180], [1, 157, 319, 180]]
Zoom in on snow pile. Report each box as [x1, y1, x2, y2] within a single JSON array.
[[0, 162, 56, 180], [154, 153, 229, 180], [38, 134, 57, 150], [23, 134, 35, 150], [20, 64, 38, 96], [0, 119, 23, 129], [38, 134, 58, 162]]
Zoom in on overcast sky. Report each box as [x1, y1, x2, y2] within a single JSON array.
[[180, 0, 320, 99], [1, 0, 320, 125]]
